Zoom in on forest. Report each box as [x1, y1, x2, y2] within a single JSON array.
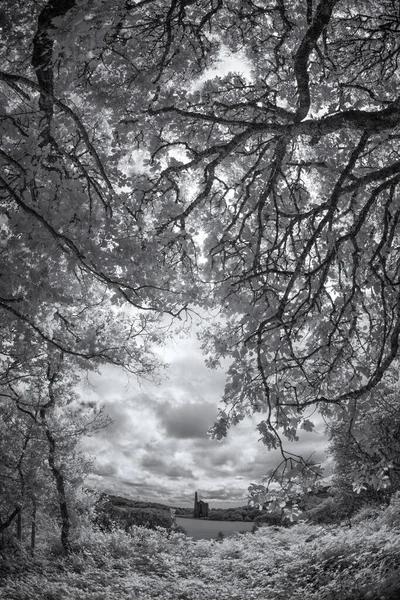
[[1, 0, 400, 598]]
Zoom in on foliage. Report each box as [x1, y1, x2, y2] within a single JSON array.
[[94, 497, 173, 533], [0, 361, 107, 551], [176, 504, 267, 521], [3, 506, 400, 599], [379, 491, 400, 529], [106, 496, 174, 513], [215, 530, 225, 542], [1, 0, 400, 552], [328, 390, 400, 504], [304, 497, 349, 526], [0, 0, 169, 555], [248, 472, 333, 522], [116, 507, 173, 532], [350, 504, 383, 526], [0, 0, 399, 485], [254, 512, 285, 527]]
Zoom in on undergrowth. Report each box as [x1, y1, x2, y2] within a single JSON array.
[[1, 495, 400, 600]]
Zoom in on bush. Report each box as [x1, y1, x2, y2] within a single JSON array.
[[208, 511, 224, 520], [253, 512, 282, 527], [304, 497, 349, 525], [125, 508, 173, 531], [173, 524, 187, 536], [94, 500, 173, 532], [351, 504, 382, 525], [380, 491, 400, 528]]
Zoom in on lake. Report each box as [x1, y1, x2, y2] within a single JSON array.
[[175, 517, 253, 540]]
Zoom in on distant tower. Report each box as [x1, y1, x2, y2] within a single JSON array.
[[193, 491, 209, 518]]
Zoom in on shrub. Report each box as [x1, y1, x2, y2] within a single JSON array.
[[93, 500, 173, 532], [351, 504, 382, 525], [124, 508, 173, 531], [379, 491, 400, 528], [304, 497, 349, 525], [173, 524, 187, 536], [254, 512, 283, 527]]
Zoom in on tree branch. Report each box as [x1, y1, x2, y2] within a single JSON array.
[[32, 0, 76, 145], [293, 0, 338, 121]]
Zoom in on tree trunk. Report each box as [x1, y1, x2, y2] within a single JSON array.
[[0, 507, 20, 534], [16, 510, 22, 542], [44, 424, 71, 553], [40, 406, 71, 553], [31, 499, 36, 554]]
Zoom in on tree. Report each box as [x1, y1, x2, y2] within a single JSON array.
[[328, 383, 400, 507], [0, 353, 110, 553], [2, 0, 400, 505], [216, 530, 225, 542], [130, 0, 400, 482], [0, 382, 52, 550], [0, 0, 177, 553]]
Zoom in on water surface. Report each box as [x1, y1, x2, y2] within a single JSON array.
[[175, 517, 253, 540]]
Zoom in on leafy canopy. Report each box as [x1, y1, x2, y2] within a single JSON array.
[[1, 0, 400, 496]]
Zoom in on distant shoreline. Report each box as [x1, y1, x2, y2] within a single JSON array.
[[176, 514, 206, 520], [175, 514, 253, 522]]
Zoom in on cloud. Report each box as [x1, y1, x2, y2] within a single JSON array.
[[141, 454, 167, 470], [140, 452, 195, 480], [157, 401, 217, 440], [86, 474, 176, 502], [210, 449, 236, 467], [165, 466, 195, 480], [92, 462, 119, 478], [199, 486, 249, 502]]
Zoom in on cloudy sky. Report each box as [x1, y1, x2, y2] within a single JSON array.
[[81, 326, 331, 509]]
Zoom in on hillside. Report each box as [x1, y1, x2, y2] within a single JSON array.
[[106, 495, 173, 513]]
